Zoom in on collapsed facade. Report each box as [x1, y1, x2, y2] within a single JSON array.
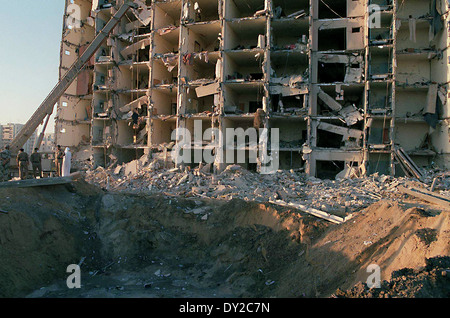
[[55, 0, 450, 179]]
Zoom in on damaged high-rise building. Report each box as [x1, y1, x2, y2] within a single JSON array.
[[55, 0, 450, 179]]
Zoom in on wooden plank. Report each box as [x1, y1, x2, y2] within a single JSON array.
[[270, 200, 345, 224], [398, 186, 450, 209]]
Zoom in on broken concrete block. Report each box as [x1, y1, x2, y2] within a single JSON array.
[[191, 186, 206, 194], [212, 184, 229, 196], [344, 67, 363, 83], [114, 165, 122, 175], [317, 88, 342, 112], [335, 165, 358, 180], [124, 160, 139, 176], [201, 163, 212, 174], [339, 106, 363, 126], [195, 82, 220, 98], [223, 165, 241, 173]]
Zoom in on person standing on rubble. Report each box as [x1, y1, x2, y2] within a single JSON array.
[[253, 108, 266, 144], [253, 108, 265, 131], [132, 108, 140, 143], [251, 108, 266, 171], [0, 145, 12, 182], [30, 148, 42, 178], [132, 108, 140, 128], [16, 148, 29, 180], [62, 147, 72, 177], [55, 145, 65, 177]]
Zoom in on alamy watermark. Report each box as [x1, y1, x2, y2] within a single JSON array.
[[366, 264, 381, 288], [66, 4, 82, 29], [368, 4, 382, 29], [66, 264, 81, 289], [65, 3, 383, 29], [170, 120, 279, 174], [64, 263, 381, 290]]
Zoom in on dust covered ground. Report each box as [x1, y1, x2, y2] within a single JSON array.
[[0, 178, 449, 298]]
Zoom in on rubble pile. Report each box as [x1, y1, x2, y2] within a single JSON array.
[[84, 155, 450, 215], [334, 256, 450, 298]]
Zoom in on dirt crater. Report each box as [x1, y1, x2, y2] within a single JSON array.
[[0, 180, 448, 298]]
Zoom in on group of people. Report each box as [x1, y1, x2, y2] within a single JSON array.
[[15, 147, 46, 180], [0, 144, 71, 181]]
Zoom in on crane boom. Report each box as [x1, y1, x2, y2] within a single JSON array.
[[8, 1, 138, 154]]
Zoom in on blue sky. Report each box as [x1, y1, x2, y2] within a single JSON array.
[[0, 1, 65, 129]]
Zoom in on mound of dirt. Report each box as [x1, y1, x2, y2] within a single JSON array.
[[1, 180, 448, 298], [334, 256, 450, 298], [0, 182, 102, 297], [269, 201, 449, 297]]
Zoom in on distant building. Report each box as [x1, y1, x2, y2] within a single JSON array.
[[39, 133, 55, 153], [0, 123, 37, 154]]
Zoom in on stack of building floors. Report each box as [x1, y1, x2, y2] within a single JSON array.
[[55, 0, 450, 179]]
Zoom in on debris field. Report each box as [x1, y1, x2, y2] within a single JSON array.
[[0, 155, 448, 298]]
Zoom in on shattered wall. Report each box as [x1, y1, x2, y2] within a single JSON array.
[[56, 0, 96, 150], [394, 0, 450, 172], [55, 0, 450, 177]]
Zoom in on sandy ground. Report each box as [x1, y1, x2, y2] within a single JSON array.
[[0, 179, 448, 298]]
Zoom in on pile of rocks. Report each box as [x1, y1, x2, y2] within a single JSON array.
[[84, 155, 449, 215]]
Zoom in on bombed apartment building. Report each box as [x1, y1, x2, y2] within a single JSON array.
[[55, 0, 450, 179]]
